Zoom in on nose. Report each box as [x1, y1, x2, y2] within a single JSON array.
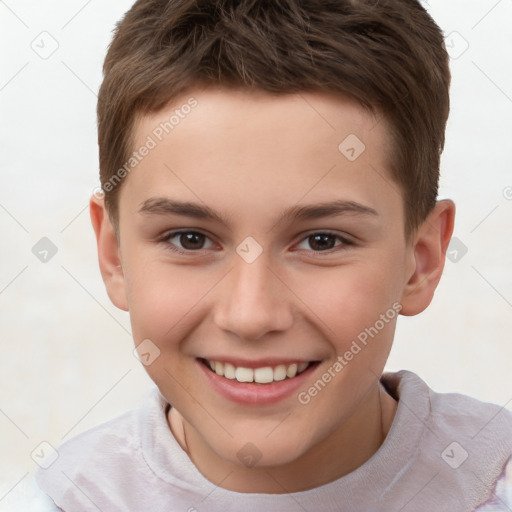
[[213, 254, 294, 341]]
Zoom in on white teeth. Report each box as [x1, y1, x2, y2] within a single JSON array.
[[235, 367, 254, 383], [205, 360, 310, 383], [297, 362, 308, 373], [273, 365, 287, 381], [286, 363, 298, 378], [224, 363, 236, 380], [254, 367, 274, 384], [215, 361, 224, 376]]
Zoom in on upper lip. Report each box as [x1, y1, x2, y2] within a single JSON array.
[[199, 357, 316, 368]]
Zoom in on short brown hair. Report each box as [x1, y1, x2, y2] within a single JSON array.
[[98, 0, 450, 237]]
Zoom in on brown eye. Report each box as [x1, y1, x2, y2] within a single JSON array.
[[162, 231, 214, 252], [178, 232, 206, 250], [295, 231, 353, 252], [307, 233, 337, 251]]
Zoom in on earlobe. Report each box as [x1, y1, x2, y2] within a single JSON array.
[[400, 200, 455, 316], [89, 195, 129, 311]]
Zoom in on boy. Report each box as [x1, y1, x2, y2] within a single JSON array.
[[29, 0, 512, 510]]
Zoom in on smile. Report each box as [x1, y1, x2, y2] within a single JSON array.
[[203, 359, 311, 384]]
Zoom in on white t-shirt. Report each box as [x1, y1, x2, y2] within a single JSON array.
[[11, 370, 512, 511]]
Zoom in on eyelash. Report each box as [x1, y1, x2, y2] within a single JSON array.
[[158, 230, 354, 255]]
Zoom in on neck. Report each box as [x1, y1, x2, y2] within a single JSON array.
[[168, 380, 397, 493]]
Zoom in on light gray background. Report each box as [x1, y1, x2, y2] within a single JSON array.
[[1, 0, 511, 497]]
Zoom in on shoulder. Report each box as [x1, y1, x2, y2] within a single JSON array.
[[382, 370, 512, 510], [383, 369, 512, 441], [424, 372, 512, 457], [45, 399, 140, 463], [35, 387, 167, 509]]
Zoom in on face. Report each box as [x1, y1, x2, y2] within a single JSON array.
[[93, 87, 449, 489]]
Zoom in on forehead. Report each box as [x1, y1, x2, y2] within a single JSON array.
[[121, 88, 400, 226], [134, 87, 388, 157]]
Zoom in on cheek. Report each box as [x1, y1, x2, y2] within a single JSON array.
[[290, 261, 403, 427], [292, 256, 404, 347], [122, 257, 209, 341]]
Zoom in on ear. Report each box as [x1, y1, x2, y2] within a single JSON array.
[[400, 200, 455, 316], [89, 194, 129, 311]]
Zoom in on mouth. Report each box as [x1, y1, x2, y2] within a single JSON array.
[[200, 358, 312, 384], [197, 357, 320, 405]]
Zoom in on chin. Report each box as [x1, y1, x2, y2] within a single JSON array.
[[218, 430, 315, 470]]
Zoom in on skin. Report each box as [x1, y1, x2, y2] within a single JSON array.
[[90, 87, 455, 493]]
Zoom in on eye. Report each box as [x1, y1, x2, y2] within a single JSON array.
[[295, 231, 353, 252], [159, 230, 353, 255], [161, 230, 215, 253]]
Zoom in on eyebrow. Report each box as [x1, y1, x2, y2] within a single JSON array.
[[138, 197, 378, 227]]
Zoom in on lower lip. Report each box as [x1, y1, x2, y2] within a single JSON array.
[[197, 360, 318, 406]]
